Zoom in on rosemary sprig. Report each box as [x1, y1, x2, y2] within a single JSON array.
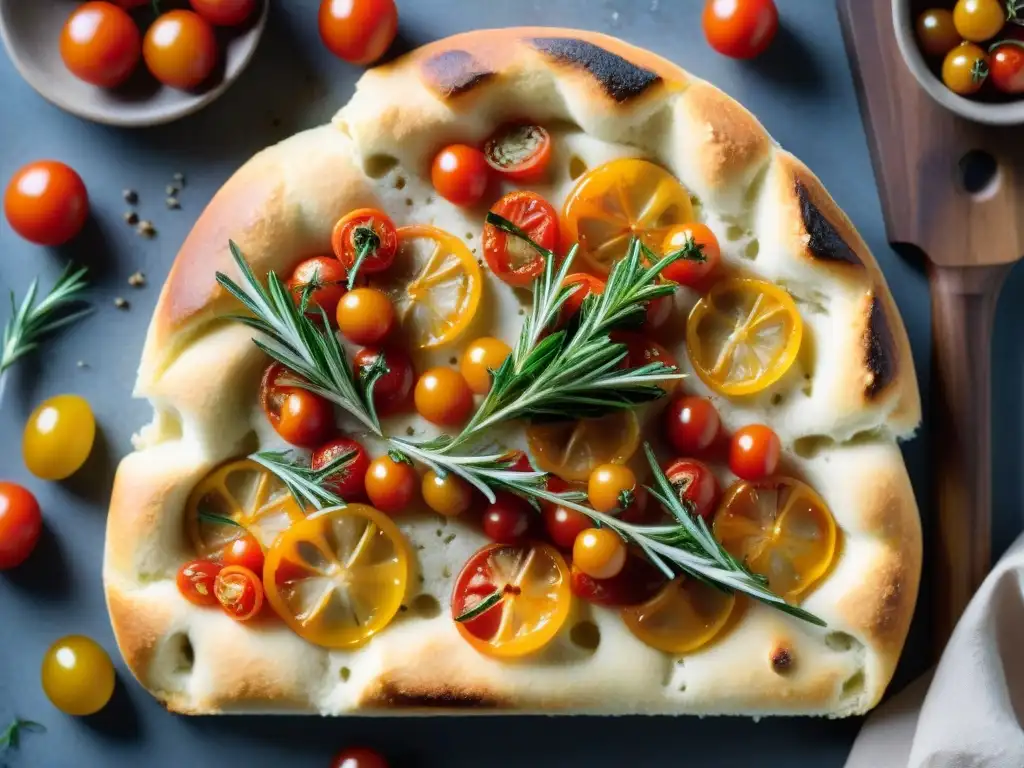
[[0, 718, 45, 761], [249, 447, 356, 510], [454, 590, 502, 623], [197, 510, 245, 529]]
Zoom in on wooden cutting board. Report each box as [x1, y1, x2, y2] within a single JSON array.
[[837, 0, 1024, 656]]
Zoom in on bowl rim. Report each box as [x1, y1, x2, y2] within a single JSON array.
[[0, 1, 268, 128], [891, 0, 1024, 126]]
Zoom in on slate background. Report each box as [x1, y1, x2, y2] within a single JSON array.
[[2, 1, 1022, 766]]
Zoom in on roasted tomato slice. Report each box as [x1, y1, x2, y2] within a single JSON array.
[[483, 191, 560, 288], [663, 458, 720, 521], [177, 559, 222, 606], [483, 123, 552, 183], [452, 542, 571, 658], [332, 207, 399, 285], [214, 565, 264, 622], [622, 576, 736, 653], [570, 555, 666, 607]]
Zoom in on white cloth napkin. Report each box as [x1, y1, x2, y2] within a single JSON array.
[[845, 534, 1024, 768]]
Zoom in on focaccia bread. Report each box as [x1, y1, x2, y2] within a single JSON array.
[[104, 28, 922, 717]]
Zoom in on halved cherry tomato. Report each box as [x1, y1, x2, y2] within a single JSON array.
[[60, 2, 141, 88], [573, 528, 627, 580], [311, 437, 372, 500], [714, 476, 836, 600], [483, 191, 560, 287], [702, 0, 779, 60], [622, 576, 736, 652], [222, 533, 265, 574], [189, 0, 256, 26], [365, 455, 418, 514], [4, 161, 89, 246], [452, 542, 571, 658], [664, 458, 720, 521], [541, 477, 591, 549], [990, 42, 1024, 93], [332, 208, 398, 285], [431, 145, 489, 207], [559, 273, 605, 326], [664, 395, 721, 456], [143, 10, 217, 90], [177, 559, 222, 606], [318, 0, 397, 65], [570, 556, 666, 607], [952, 0, 1004, 43], [331, 748, 390, 768], [482, 492, 533, 544], [0, 483, 42, 570], [23, 394, 95, 481], [612, 331, 680, 394], [414, 367, 474, 426], [264, 504, 410, 648], [483, 123, 552, 183], [916, 9, 962, 58], [528, 410, 640, 482], [41, 635, 115, 716], [353, 346, 414, 415], [287, 256, 348, 320], [422, 470, 473, 517], [729, 424, 780, 481], [661, 222, 721, 288], [215, 565, 264, 621], [942, 42, 989, 95], [460, 337, 512, 395], [336, 288, 395, 345], [259, 362, 336, 448]]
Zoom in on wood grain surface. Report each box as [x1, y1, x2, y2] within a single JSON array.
[[838, 0, 1023, 655]]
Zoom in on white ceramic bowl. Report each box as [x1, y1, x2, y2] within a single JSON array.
[[0, 0, 267, 127], [892, 0, 1024, 126]]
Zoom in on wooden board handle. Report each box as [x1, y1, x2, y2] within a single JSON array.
[[929, 263, 1010, 654]]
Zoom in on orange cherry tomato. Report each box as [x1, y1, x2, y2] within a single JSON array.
[[661, 223, 721, 288], [143, 10, 218, 90], [431, 145, 489, 207], [587, 464, 647, 521], [483, 191, 560, 287], [331, 208, 398, 283], [702, 0, 779, 59], [414, 367, 474, 426], [916, 9, 962, 58], [559, 273, 605, 326], [60, 2, 141, 88], [259, 363, 336, 448], [287, 256, 348, 320], [460, 337, 512, 395], [573, 528, 628, 580], [337, 288, 395, 345], [214, 565, 264, 621], [365, 455, 418, 514], [729, 424, 781, 481], [177, 559, 222, 606], [311, 436, 372, 501], [318, 0, 397, 65], [189, 0, 256, 26], [942, 42, 989, 95], [664, 395, 721, 456], [353, 346, 414, 415], [483, 123, 553, 183], [4, 161, 88, 246], [222, 533, 265, 574], [0, 483, 41, 570], [952, 0, 1005, 43], [421, 470, 473, 517]]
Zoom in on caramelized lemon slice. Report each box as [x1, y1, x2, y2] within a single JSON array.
[[686, 278, 803, 397], [185, 459, 303, 555], [526, 410, 640, 482], [263, 504, 410, 649], [713, 477, 837, 601], [561, 158, 694, 275], [621, 576, 736, 654]]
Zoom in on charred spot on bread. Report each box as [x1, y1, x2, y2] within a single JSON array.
[[421, 50, 495, 98], [864, 294, 897, 399], [796, 181, 862, 266], [366, 681, 505, 709], [527, 37, 661, 102]]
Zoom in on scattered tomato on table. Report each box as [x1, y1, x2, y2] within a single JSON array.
[[0, 482, 42, 571], [41, 635, 115, 716], [23, 394, 96, 481], [4, 161, 89, 246], [702, 0, 779, 59], [331, 746, 390, 768], [319, 0, 398, 65]]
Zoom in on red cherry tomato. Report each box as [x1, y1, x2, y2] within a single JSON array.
[[541, 477, 591, 550], [311, 437, 372, 500], [259, 363, 336, 448], [4, 161, 89, 246], [431, 145, 489, 207], [990, 43, 1024, 94], [570, 557, 666, 607], [143, 10, 218, 90], [729, 424, 781, 481], [702, 0, 779, 59], [353, 346, 415, 415], [559, 273, 605, 326], [222, 533, 265, 574], [177, 559, 222, 606], [364, 455, 418, 514], [483, 123, 553, 183], [502, 450, 533, 473], [612, 331, 679, 395], [214, 565, 264, 621], [319, 0, 397, 66], [60, 2, 141, 88], [664, 395, 721, 455], [331, 208, 398, 282], [664, 458, 720, 521], [643, 291, 674, 332], [483, 191, 560, 287], [0, 483, 42, 570], [331, 747, 390, 768], [112, 0, 151, 7], [287, 256, 348, 320], [661, 223, 721, 288], [189, 0, 256, 26], [482, 492, 532, 544]]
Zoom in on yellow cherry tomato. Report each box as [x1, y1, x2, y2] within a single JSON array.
[[587, 463, 639, 515], [336, 287, 395, 346], [41, 635, 115, 716], [23, 394, 95, 480], [263, 504, 409, 648], [370, 225, 482, 348], [414, 366, 475, 426], [561, 158, 694, 275], [460, 336, 512, 395], [713, 477, 838, 601], [422, 470, 473, 517], [622, 576, 736, 654], [942, 42, 989, 95], [573, 528, 627, 579], [685, 278, 803, 397], [527, 410, 640, 482], [952, 0, 1005, 42], [185, 459, 304, 556]]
